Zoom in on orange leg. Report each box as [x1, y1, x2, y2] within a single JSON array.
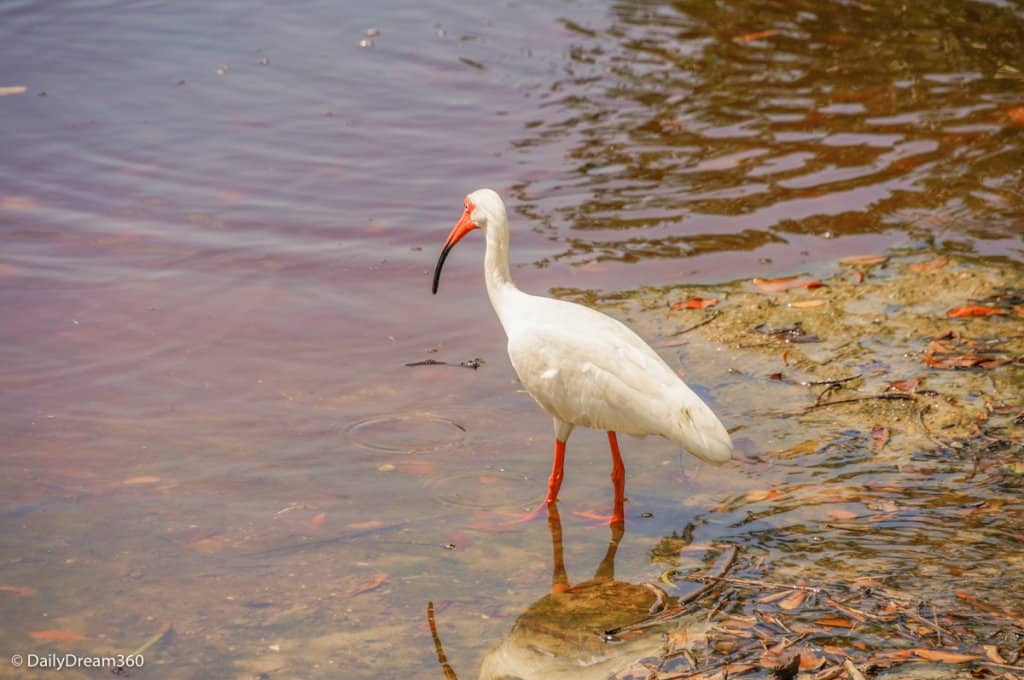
[[608, 431, 626, 526], [545, 439, 567, 504]]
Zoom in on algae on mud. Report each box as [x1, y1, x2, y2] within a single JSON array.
[[537, 250, 1024, 679]]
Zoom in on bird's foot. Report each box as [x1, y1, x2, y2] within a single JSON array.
[[572, 508, 626, 527], [467, 501, 551, 532]]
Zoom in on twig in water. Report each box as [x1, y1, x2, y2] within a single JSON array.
[[672, 310, 720, 336], [603, 545, 739, 638], [427, 602, 459, 680], [801, 393, 915, 413], [842, 658, 867, 680], [801, 374, 862, 387], [692, 575, 823, 594]]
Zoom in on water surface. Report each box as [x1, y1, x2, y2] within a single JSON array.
[[1, 0, 1022, 677]]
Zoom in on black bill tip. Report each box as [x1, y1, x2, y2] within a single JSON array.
[[432, 243, 454, 295]]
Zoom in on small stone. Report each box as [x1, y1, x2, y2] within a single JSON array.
[[366, 28, 380, 37], [359, 39, 374, 48], [640, 512, 654, 519], [216, 65, 229, 75], [258, 57, 270, 66]]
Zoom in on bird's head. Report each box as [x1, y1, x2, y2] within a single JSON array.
[[432, 188, 505, 294]]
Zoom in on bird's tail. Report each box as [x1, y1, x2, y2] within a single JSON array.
[[668, 388, 733, 464]]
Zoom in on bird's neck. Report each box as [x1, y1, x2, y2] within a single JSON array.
[[484, 219, 518, 332]]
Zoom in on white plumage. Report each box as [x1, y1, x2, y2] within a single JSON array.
[[432, 189, 732, 522]]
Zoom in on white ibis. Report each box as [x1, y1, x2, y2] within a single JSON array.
[[432, 189, 732, 524]]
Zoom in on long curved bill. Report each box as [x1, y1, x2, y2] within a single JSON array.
[[432, 204, 478, 294]]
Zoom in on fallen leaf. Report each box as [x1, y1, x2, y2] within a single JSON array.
[[0, 85, 27, 96], [746, 489, 782, 502], [889, 378, 919, 392], [759, 590, 792, 604], [1008, 106, 1024, 126], [790, 299, 826, 308], [346, 520, 382, 530], [310, 512, 327, 528], [780, 350, 789, 366], [871, 425, 890, 450], [778, 590, 807, 610], [852, 270, 865, 284], [828, 510, 858, 521], [123, 476, 161, 485], [840, 255, 888, 266], [822, 645, 849, 655], [30, 629, 88, 642], [0, 585, 35, 597], [754, 276, 824, 292], [947, 305, 1008, 318], [926, 339, 954, 355], [349, 572, 388, 596], [909, 256, 949, 272], [478, 474, 497, 484], [671, 296, 718, 310], [397, 460, 433, 475], [797, 651, 825, 671], [911, 648, 979, 663], [769, 372, 784, 381], [875, 649, 915, 661], [982, 644, 1006, 664], [815, 616, 855, 628], [924, 353, 1011, 369], [735, 29, 778, 42]]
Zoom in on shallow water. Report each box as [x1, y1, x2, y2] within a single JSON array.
[[1, 0, 1022, 677]]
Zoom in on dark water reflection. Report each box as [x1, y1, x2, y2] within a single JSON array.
[[512, 0, 1024, 271]]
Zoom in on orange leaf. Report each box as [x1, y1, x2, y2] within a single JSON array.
[[815, 616, 854, 628], [875, 649, 915, 661], [671, 296, 718, 310], [1008, 106, 1024, 126], [982, 644, 1006, 664], [822, 645, 849, 655], [349, 572, 388, 596], [346, 520, 382, 530], [30, 629, 88, 642], [754, 276, 824, 292], [946, 305, 1007, 318], [790, 299, 826, 308], [911, 648, 979, 663], [0, 584, 35, 597], [123, 475, 161, 485], [828, 509, 857, 521], [871, 426, 890, 450], [310, 512, 327, 528], [780, 350, 789, 366], [735, 29, 778, 42], [798, 651, 825, 671], [840, 255, 888, 266], [889, 378, 919, 392], [746, 489, 781, 502], [778, 590, 807, 610], [909, 256, 948, 272]]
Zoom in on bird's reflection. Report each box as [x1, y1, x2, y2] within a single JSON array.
[[477, 503, 678, 680]]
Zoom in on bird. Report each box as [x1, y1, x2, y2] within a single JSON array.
[[431, 189, 732, 524]]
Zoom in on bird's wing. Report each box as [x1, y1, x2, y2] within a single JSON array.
[[507, 318, 679, 437]]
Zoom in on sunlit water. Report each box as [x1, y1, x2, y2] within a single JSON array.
[[1, 0, 1022, 677]]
